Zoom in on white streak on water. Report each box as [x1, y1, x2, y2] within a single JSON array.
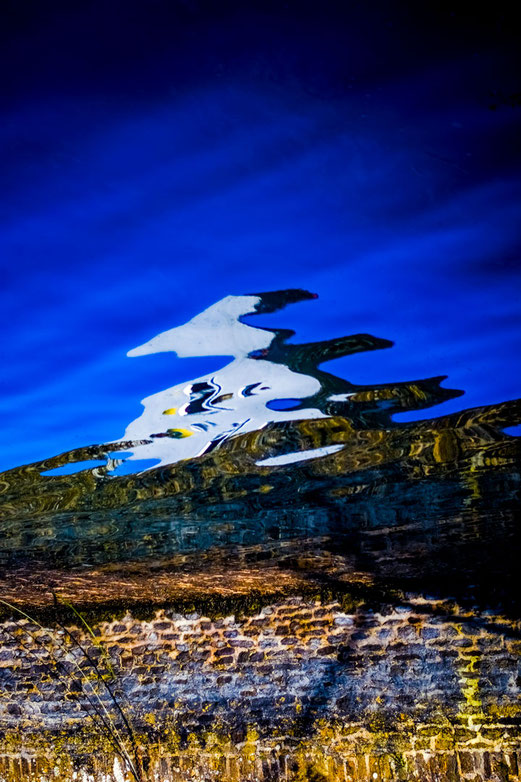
[[256, 443, 344, 467]]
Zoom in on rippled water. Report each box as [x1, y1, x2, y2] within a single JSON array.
[[1, 289, 519, 614], [2, 5, 521, 479]]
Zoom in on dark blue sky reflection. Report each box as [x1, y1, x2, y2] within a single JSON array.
[[1, 1, 520, 470]]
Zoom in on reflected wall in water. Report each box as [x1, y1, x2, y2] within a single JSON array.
[[0, 290, 519, 613]]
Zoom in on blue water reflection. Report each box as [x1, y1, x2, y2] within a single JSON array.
[[0, 3, 519, 471]]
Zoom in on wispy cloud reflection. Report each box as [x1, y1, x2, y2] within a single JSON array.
[[0, 64, 520, 469]]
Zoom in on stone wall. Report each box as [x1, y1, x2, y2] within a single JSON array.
[[1, 593, 520, 781]]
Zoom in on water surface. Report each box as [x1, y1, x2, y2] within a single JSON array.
[[1, 290, 519, 616], [1, 3, 520, 472]]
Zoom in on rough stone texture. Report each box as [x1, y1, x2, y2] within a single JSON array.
[[1, 595, 520, 780]]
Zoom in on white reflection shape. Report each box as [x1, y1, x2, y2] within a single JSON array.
[[127, 295, 268, 358], [114, 295, 326, 470], [255, 444, 345, 467]]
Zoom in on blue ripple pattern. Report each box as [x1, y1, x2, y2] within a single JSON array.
[[0, 2, 519, 471]]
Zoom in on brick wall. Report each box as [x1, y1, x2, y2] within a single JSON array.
[[1, 594, 520, 781]]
